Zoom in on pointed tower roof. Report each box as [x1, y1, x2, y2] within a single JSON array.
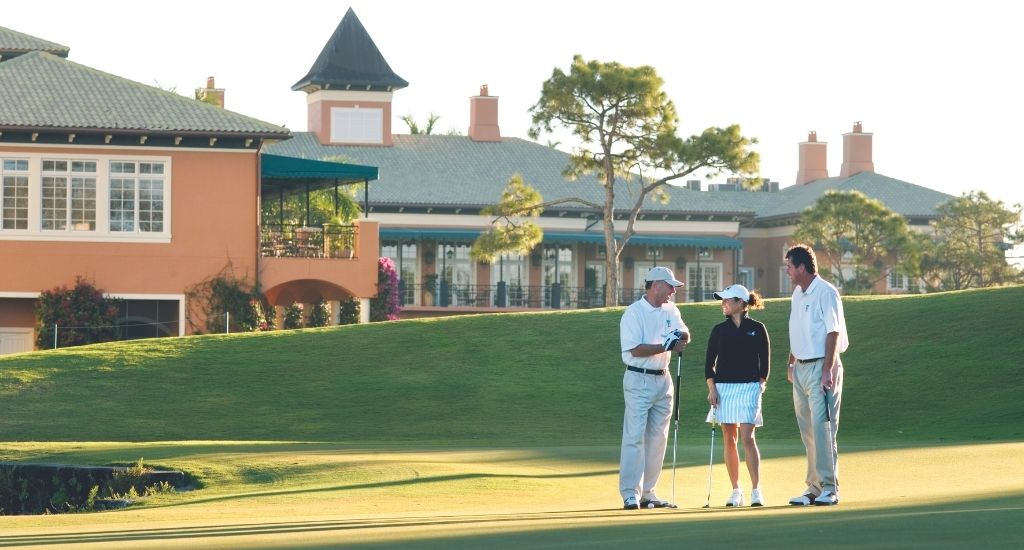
[[292, 8, 408, 93]]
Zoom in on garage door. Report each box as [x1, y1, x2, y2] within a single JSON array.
[[0, 328, 34, 355]]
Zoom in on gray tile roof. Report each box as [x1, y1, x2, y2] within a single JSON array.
[[0, 51, 289, 136], [0, 26, 69, 59], [266, 134, 954, 221], [265, 133, 753, 215], [753, 172, 953, 221], [292, 8, 408, 93]]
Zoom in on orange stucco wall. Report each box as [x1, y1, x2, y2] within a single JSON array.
[[260, 219, 380, 303], [741, 235, 792, 297], [0, 145, 259, 330]]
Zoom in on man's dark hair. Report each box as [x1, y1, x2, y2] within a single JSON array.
[[785, 244, 818, 275], [645, 280, 654, 290]]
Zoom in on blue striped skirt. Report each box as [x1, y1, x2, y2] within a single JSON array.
[[706, 382, 763, 426]]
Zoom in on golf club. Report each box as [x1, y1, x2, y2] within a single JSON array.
[[703, 406, 717, 508], [671, 349, 682, 506], [823, 386, 839, 503]]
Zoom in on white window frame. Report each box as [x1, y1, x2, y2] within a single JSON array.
[[737, 267, 755, 289], [887, 268, 921, 293], [780, 265, 793, 295], [40, 159, 98, 232], [330, 107, 384, 144], [687, 263, 722, 301], [0, 152, 171, 243], [1, 159, 30, 231]]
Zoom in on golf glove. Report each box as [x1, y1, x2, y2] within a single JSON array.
[[663, 329, 685, 351]]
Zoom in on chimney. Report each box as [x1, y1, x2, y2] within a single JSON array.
[[795, 131, 828, 185], [839, 121, 874, 177], [197, 76, 225, 108], [468, 85, 501, 142]]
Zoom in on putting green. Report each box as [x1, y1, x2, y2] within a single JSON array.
[[1, 440, 1021, 548]]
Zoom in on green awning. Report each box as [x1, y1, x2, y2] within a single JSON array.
[[380, 228, 742, 249], [261, 154, 378, 187]]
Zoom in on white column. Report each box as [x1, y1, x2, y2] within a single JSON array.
[[274, 305, 285, 330], [330, 300, 341, 325], [359, 298, 370, 324]]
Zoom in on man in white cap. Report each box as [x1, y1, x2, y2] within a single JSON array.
[[618, 266, 690, 509]]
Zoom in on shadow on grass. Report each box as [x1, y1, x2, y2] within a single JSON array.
[[1, 493, 1020, 548], [142, 467, 619, 510]]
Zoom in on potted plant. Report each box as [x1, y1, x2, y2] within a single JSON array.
[[324, 216, 355, 258], [422, 273, 439, 306]]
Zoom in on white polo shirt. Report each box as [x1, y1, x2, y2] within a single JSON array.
[[789, 275, 849, 360], [620, 297, 688, 371]]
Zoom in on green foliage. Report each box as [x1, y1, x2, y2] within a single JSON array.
[[108, 458, 150, 497], [920, 191, 1023, 290], [185, 264, 272, 334], [283, 303, 304, 329], [35, 276, 122, 349], [400, 113, 441, 134], [0, 458, 178, 515], [308, 298, 331, 328], [193, 88, 220, 106], [472, 174, 545, 262], [338, 298, 360, 325], [261, 169, 361, 227], [794, 190, 917, 294], [526, 55, 759, 304]]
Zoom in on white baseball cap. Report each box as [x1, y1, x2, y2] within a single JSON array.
[[714, 284, 751, 302], [645, 266, 684, 287]]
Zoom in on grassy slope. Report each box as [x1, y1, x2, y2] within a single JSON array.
[[1, 285, 1021, 444]]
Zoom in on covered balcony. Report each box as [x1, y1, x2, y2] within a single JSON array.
[[258, 154, 380, 320]]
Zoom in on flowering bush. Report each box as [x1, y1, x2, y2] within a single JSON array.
[[370, 257, 401, 321], [35, 277, 122, 349]]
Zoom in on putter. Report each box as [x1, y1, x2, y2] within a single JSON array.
[[823, 386, 839, 503], [703, 406, 717, 508], [671, 350, 682, 506]]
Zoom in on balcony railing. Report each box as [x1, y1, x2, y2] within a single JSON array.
[[260, 223, 358, 259], [397, 282, 650, 310]]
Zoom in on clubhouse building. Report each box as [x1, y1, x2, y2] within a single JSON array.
[[0, 9, 952, 353]]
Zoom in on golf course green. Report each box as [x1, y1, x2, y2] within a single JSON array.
[[1, 286, 1021, 548]]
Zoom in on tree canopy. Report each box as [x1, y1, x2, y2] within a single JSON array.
[[920, 191, 1023, 290], [793, 190, 917, 294], [475, 55, 759, 305]]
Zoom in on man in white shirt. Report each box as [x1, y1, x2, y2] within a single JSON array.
[[784, 244, 849, 506], [618, 266, 690, 509]]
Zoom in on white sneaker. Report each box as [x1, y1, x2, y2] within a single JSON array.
[[789, 491, 817, 506], [814, 490, 839, 506], [725, 488, 744, 507], [623, 496, 640, 510], [751, 488, 765, 507]]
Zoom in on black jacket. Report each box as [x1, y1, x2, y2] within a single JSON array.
[[705, 315, 771, 383]]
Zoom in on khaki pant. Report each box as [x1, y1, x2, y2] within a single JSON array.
[[792, 358, 843, 496], [619, 370, 673, 501]]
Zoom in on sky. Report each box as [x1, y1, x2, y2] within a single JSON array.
[[5, 1, 1023, 224]]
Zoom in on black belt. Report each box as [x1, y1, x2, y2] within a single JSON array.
[[795, 357, 823, 364], [627, 366, 666, 375]]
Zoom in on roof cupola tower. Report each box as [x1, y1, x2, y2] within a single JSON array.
[[294, 8, 407, 146]]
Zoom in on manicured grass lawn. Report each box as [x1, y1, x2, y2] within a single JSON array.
[[0, 440, 1021, 548], [1, 286, 1022, 547], [2, 286, 1022, 444]]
